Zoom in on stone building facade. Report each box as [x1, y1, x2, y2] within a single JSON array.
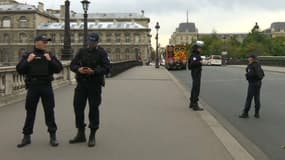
[[0, 0, 151, 66], [169, 22, 198, 45]]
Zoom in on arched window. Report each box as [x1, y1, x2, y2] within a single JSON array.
[[19, 16, 28, 28], [19, 33, 27, 43], [3, 33, 10, 43], [2, 16, 11, 28]]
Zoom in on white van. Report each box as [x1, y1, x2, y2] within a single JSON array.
[[207, 55, 222, 66]]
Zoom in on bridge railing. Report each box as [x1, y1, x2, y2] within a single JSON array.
[[108, 60, 143, 77], [0, 60, 142, 107], [0, 62, 71, 107]]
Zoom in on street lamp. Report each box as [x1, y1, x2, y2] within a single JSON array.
[[81, 0, 90, 48], [155, 22, 160, 68], [62, 0, 72, 60]]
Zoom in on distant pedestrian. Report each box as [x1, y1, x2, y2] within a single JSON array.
[[188, 41, 205, 111], [240, 54, 264, 118]]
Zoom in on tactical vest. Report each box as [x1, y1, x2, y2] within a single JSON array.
[[80, 48, 101, 69], [29, 54, 49, 77]]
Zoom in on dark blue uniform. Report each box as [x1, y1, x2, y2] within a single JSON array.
[[16, 48, 63, 135], [188, 51, 202, 108], [243, 62, 263, 116], [70, 47, 110, 131]]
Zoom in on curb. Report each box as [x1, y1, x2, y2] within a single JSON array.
[[163, 68, 256, 160]]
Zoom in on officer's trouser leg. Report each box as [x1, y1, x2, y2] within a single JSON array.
[[73, 85, 88, 129], [254, 82, 262, 114], [41, 85, 57, 134], [23, 86, 40, 135], [244, 83, 255, 113], [88, 86, 102, 130], [190, 70, 201, 104]]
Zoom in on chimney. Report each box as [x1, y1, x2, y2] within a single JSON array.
[[38, 2, 44, 12]]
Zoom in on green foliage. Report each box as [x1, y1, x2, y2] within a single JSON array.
[[193, 29, 285, 58]]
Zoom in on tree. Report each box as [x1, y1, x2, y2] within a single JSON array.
[[270, 37, 285, 56]]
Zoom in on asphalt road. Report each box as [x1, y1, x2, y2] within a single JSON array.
[[170, 66, 285, 160]]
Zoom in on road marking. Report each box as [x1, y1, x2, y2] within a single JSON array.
[[164, 68, 256, 160]]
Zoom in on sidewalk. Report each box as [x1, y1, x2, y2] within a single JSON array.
[[0, 66, 249, 160], [228, 65, 285, 73]]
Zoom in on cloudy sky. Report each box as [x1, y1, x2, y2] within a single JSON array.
[[17, 0, 285, 46]]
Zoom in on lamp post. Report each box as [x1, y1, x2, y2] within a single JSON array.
[[155, 22, 160, 68], [81, 0, 90, 48], [62, 0, 72, 60]]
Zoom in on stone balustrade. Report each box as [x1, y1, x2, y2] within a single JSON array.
[[0, 60, 141, 107], [0, 61, 72, 107]]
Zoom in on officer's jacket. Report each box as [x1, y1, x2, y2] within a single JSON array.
[[70, 47, 111, 86], [246, 62, 262, 83], [16, 47, 63, 81], [188, 51, 202, 70]]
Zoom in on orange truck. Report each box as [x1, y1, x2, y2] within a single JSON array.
[[164, 45, 188, 70]]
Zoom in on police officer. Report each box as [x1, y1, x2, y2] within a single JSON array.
[[240, 54, 264, 118], [16, 35, 63, 148], [69, 33, 111, 147], [188, 41, 204, 111]]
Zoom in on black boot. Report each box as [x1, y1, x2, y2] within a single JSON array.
[[88, 129, 96, 147], [239, 113, 249, 118], [189, 103, 193, 109], [50, 133, 59, 147], [254, 112, 260, 119], [192, 103, 204, 111], [69, 129, 86, 144], [17, 135, 31, 148]]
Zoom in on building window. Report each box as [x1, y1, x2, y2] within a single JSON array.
[[3, 33, 10, 43], [50, 33, 56, 42], [134, 33, 140, 43], [79, 33, 84, 42], [106, 33, 112, 43], [2, 16, 11, 28], [115, 48, 121, 54], [71, 33, 75, 43], [116, 54, 120, 61], [0, 49, 4, 65], [18, 48, 26, 60], [106, 48, 111, 54], [96, 32, 102, 42], [19, 33, 28, 43], [125, 33, 131, 43], [125, 48, 130, 54], [60, 34, 64, 43], [115, 33, 121, 43], [19, 16, 28, 28]]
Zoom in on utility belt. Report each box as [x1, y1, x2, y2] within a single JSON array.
[[25, 76, 52, 88], [76, 75, 105, 86]]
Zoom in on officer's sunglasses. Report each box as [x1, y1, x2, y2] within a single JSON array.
[[42, 41, 49, 44]]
